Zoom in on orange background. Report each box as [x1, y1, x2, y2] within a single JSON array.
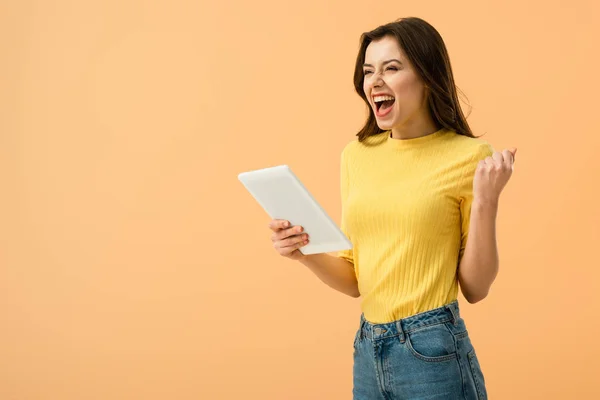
[[1, 1, 599, 399]]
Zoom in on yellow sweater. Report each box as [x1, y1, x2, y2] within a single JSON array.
[[337, 127, 494, 323]]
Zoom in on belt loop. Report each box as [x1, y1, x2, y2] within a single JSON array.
[[446, 303, 459, 326], [396, 320, 405, 343], [359, 313, 366, 339]]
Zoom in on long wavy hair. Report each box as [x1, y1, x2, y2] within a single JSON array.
[[354, 17, 483, 142]]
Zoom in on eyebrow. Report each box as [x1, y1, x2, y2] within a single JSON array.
[[363, 59, 402, 68]]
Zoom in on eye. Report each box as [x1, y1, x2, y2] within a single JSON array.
[[363, 66, 397, 75]]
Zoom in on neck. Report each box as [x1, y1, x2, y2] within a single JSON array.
[[390, 116, 440, 140]]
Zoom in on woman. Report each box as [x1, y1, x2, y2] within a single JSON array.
[[269, 17, 515, 399]]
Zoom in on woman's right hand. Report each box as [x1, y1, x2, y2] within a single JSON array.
[[268, 219, 310, 261]]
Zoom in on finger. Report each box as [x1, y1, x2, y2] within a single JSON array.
[[281, 240, 307, 256], [282, 233, 308, 247], [492, 151, 504, 164], [484, 156, 494, 166], [275, 235, 308, 252], [272, 225, 303, 241], [269, 219, 290, 231], [502, 149, 514, 168]]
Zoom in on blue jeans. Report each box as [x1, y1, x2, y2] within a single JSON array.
[[352, 300, 487, 399]]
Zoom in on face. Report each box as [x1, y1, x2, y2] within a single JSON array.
[[362, 36, 429, 131]]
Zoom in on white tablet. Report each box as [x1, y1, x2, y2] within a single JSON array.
[[237, 164, 352, 255]]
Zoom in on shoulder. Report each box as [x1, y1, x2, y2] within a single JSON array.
[[342, 139, 358, 154], [449, 132, 495, 161], [445, 133, 495, 183], [340, 136, 361, 160]]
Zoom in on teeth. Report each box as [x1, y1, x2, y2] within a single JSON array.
[[373, 95, 395, 103]]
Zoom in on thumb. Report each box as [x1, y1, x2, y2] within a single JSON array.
[[509, 147, 517, 162]]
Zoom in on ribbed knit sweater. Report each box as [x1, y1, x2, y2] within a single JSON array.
[[337, 127, 494, 323]]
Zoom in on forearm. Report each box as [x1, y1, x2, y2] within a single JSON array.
[[458, 199, 500, 303], [299, 253, 360, 298]]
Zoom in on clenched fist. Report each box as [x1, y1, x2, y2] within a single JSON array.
[[473, 148, 517, 206]]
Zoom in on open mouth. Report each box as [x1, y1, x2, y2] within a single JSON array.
[[376, 99, 395, 112], [373, 95, 396, 114]]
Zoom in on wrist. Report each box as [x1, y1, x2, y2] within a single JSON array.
[[473, 196, 499, 209]]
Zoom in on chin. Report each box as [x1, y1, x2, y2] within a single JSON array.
[[376, 120, 395, 131]]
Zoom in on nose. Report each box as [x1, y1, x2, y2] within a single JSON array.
[[372, 71, 384, 87], [372, 78, 386, 91]]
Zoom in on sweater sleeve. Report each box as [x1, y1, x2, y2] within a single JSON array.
[[458, 142, 495, 262], [337, 145, 354, 265]]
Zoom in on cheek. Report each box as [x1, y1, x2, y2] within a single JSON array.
[[390, 77, 416, 95], [393, 80, 425, 105], [363, 80, 371, 96]]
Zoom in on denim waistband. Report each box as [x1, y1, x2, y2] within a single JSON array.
[[358, 300, 461, 342]]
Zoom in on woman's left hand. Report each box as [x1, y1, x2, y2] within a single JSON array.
[[473, 148, 517, 206]]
